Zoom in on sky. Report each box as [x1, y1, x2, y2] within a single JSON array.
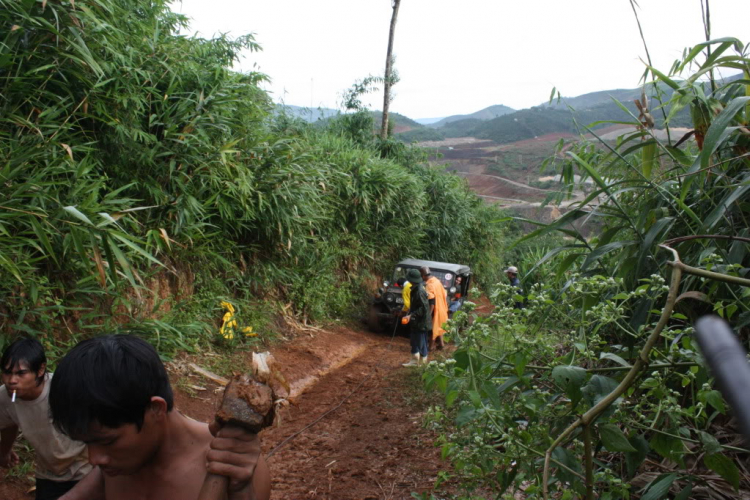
[[173, 0, 750, 120]]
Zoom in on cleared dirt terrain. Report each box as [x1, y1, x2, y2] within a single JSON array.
[[421, 134, 579, 207]]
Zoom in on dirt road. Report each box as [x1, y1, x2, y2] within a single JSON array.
[[0, 326, 451, 500], [262, 327, 449, 499]]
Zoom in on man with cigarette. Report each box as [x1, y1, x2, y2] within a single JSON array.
[[0, 337, 92, 499]]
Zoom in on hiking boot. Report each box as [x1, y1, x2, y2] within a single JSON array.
[[402, 353, 420, 367], [420, 355, 429, 365]]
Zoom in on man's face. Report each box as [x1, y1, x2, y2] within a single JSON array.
[[506, 272, 515, 280], [2, 360, 44, 400], [76, 410, 162, 476]]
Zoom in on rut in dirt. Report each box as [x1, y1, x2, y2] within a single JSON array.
[[261, 328, 448, 500]]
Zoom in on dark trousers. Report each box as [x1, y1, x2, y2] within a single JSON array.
[[410, 329, 429, 358], [35, 478, 78, 500]]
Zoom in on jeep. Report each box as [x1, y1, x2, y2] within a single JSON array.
[[368, 258, 472, 332]]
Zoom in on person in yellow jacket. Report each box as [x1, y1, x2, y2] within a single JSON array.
[[398, 277, 412, 313], [420, 266, 448, 350]]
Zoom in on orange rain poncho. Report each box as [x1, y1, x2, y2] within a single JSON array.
[[425, 275, 448, 340]]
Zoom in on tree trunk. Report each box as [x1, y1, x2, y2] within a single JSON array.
[[380, 0, 401, 140]]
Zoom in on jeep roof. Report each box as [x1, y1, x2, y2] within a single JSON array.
[[396, 259, 470, 275]]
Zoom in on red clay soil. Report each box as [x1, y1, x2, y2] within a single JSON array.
[[0, 326, 455, 500], [262, 330, 451, 500], [496, 132, 576, 148]]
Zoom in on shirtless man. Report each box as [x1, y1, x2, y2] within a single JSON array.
[[48, 334, 271, 500]]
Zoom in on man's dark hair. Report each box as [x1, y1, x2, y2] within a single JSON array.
[[49, 334, 174, 437], [1, 337, 47, 385], [419, 266, 431, 277]]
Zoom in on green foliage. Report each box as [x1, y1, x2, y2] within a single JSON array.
[[423, 37, 750, 498], [0, 0, 508, 356]]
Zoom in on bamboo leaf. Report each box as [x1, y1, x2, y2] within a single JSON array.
[[511, 210, 588, 248], [109, 239, 136, 287], [580, 240, 638, 271], [704, 183, 750, 230], [29, 216, 58, 265], [110, 232, 164, 267], [600, 352, 631, 367], [89, 231, 107, 288], [692, 97, 750, 173], [63, 206, 94, 226], [647, 66, 681, 91]]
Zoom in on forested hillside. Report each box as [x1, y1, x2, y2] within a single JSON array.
[[428, 104, 516, 128], [397, 78, 742, 145]]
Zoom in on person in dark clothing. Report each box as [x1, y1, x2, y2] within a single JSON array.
[[402, 268, 431, 366], [504, 266, 524, 309]]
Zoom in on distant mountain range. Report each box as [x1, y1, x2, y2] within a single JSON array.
[[414, 117, 445, 125], [274, 74, 743, 145], [396, 74, 743, 144], [426, 104, 516, 128]]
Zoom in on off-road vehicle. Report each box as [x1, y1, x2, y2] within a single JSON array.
[[368, 258, 471, 332]]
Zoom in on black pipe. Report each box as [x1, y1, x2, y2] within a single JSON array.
[[695, 315, 750, 444]]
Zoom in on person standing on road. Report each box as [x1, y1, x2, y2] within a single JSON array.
[[505, 266, 524, 309], [421, 266, 448, 351], [0, 337, 92, 500], [402, 269, 431, 366]]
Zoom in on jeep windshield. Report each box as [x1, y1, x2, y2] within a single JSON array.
[[392, 266, 456, 288]]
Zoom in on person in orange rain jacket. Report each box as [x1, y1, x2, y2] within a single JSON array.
[[420, 266, 448, 351]]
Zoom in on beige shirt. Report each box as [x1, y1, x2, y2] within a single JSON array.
[[0, 372, 91, 481]]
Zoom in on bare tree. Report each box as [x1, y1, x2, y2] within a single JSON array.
[[380, 0, 401, 140]]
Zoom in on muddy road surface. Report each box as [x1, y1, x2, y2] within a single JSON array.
[[1, 326, 452, 500]]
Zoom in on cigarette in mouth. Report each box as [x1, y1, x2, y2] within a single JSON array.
[[11, 390, 16, 403]]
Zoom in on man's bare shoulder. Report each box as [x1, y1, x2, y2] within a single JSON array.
[[105, 416, 214, 500]]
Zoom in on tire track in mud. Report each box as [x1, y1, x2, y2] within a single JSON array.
[[261, 329, 449, 500]]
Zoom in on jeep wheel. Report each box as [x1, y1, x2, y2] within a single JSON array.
[[368, 305, 384, 333]]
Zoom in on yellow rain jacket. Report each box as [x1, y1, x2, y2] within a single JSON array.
[[425, 275, 448, 340], [402, 281, 412, 311]]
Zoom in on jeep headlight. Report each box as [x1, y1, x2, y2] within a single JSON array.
[[385, 293, 395, 303], [449, 287, 457, 294], [383, 281, 390, 288]]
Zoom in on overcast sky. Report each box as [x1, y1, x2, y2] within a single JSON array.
[[173, 0, 750, 119]]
